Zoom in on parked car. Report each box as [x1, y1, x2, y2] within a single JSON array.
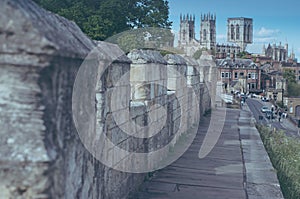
[[260, 106, 269, 113], [265, 110, 276, 119], [282, 112, 288, 118], [261, 97, 269, 102]]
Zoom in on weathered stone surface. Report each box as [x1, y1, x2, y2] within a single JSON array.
[[0, 1, 220, 199], [0, 1, 140, 198], [0, 0, 95, 61], [128, 49, 168, 102], [0, 1, 96, 198], [239, 110, 284, 199], [127, 49, 167, 64], [164, 54, 187, 65]]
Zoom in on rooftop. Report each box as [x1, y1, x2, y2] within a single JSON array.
[[216, 58, 257, 68]]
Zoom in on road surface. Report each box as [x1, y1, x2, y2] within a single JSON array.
[[246, 98, 299, 137]]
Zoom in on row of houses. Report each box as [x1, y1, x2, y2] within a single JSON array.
[[216, 53, 300, 118], [217, 54, 300, 93], [217, 57, 261, 93]]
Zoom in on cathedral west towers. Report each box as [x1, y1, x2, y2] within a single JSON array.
[[178, 13, 253, 58], [227, 17, 253, 51], [200, 13, 216, 51]]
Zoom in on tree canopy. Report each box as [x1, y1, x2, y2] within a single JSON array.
[[283, 69, 296, 84], [33, 0, 172, 40], [106, 27, 174, 53], [283, 69, 300, 97]]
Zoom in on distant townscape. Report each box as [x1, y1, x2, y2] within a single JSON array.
[[174, 13, 300, 118], [177, 13, 253, 57], [1, 1, 300, 198]]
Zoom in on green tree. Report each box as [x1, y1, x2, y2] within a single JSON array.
[[192, 47, 215, 59], [106, 27, 174, 53], [283, 69, 300, 97], [236, 51, 249, 59], [283, 69, 296, 84], [287, 83, 300, 97], [193, 48, 207, 60], [127, 0, 172, 28], [33, 0, 172, 40]]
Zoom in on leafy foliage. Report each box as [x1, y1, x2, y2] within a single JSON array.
[[283, 69, 300, 97], [283, 69, 296, 84], [257, 125, 300, 199], [192, 47, 215, 60], [106, 27, 174, 53], [193, 48, 205, 60], [287, 83, 300, 97], [33, 0, 172, 40], [236, 51, 250, 59]]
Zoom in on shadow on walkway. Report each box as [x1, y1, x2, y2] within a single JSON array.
[[130, 109, 247, 199]]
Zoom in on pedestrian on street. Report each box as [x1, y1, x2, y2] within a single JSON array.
[[278, 111, 282, 122]]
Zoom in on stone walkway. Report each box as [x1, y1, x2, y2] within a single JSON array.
[[130, 107, 284, 199]]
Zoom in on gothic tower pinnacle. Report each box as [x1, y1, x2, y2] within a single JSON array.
[[178, 13, 196, 47], [200, 12, 216, 51]]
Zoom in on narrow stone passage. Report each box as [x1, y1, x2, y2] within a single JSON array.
[[131, 109, 247, 199]]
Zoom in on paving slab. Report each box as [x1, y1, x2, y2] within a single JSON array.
[[130, 108, 284, 199]]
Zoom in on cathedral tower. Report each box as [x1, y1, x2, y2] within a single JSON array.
[[200, 13, 216, 51], [178, 14, 196, 47], [227, 17, 253, 51]]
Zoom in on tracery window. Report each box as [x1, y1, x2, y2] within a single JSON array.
[[231, 24, 234, 40], [236, 24, 240, 40]]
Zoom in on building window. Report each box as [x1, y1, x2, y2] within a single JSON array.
[[240, 72, 244, 77], [247, 24, 251, 41], [244, 24, 247, 40], [225, 72, 229, 78], [236, 24, 240, 40], [203, 29, 207, 41], [298, 76, 300, 80], [231, 24, 234, 40], [248, 73, 251, 79], [221, 72, 225, 78], [234, 72, 238, 78]]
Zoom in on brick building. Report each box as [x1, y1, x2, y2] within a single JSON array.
[[216, 58, 261, 93]]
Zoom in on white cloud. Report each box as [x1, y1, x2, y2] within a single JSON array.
[[216, 34, 227, 44], [295, 48, 300, 59], [256, 27, 280, 37], [252, 27, 282, 44], [216, 34, 226, 39], [254, 37, 277, 43], [246, 43, 264, 54], [171, 29, 179, 47]]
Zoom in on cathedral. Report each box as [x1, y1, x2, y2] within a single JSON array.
[[262, 42, 289, 62], [177, 13, 253, 58]]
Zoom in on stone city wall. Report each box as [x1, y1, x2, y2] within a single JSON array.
[[0, 0, 217, 198]]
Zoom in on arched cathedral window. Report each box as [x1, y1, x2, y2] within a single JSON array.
[[236, 24, 240, 40], [231, 24, 234, 40], [247, 24, 251, 41], [244, 24, 247, 40], [203, 29, 207, 41], [183, 30, 186, 40]]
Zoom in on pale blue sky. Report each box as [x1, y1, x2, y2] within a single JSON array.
[[168, 0, 300, 59]]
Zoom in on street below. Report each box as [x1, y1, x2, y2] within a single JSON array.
[[246, 98, 299, 138]]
